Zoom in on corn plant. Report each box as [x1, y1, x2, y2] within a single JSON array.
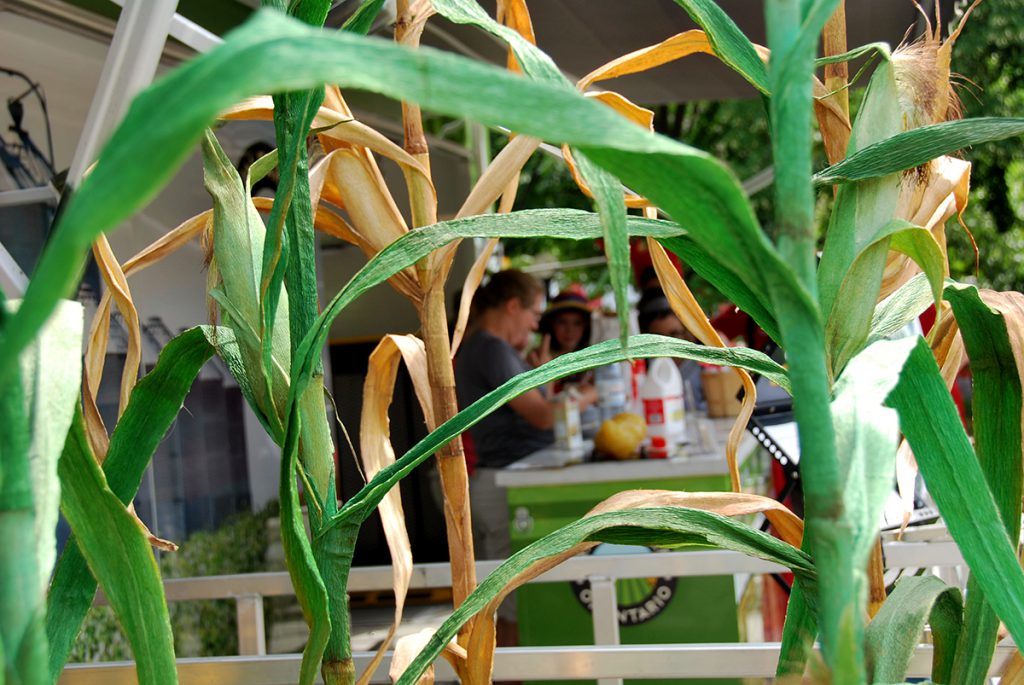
[[5, 0, 1024, 684]]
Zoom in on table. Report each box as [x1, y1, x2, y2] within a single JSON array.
[[496, 418, 761, 685]]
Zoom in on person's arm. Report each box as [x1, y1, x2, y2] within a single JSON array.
[[509, 381, 599, 431], [509, 389, 556, 430], [483, 335, 599, 431]]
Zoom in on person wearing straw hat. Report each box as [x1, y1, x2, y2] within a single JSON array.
[[527, 284, 595, 390]]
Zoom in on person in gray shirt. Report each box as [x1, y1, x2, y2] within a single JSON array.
[[457, 270, 598, 468], [454, 270, 597, 638]]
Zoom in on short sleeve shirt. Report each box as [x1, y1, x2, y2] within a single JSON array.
[[455, 330, 554, 467]]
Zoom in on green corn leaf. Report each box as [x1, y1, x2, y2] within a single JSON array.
[[833, 337, 911, 564], [1, 344, 48, 685], [430, 0, 634, 348], [777, 580, 818, 678], [671, 0, 769, 93], [658, 235, 781, 345], [46, 326, 220, 678], [395, 506, 813, 685], [0, 298, 81, 685], [824, 337, 914, 675], [814, 42, 890, 67], [815, 118, 1024, 186], [574, 152, 631, 348], [341, 0, 387, 34], [885, 336, 1024, 654], [823, 221, 944, 377], [865, 273, 937, 348], [277, 392, 331, 685], [262, 0, 328, 397], [248, 147, 280, 187], [430, 0, 566, 84], [58, 412, 177, 685], [10, 300, 83, 602], [865, 576, 962, 684], [944, 284, 1024, 685], [329, 334, 788, 531]]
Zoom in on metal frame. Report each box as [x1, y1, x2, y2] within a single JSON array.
[[66, 0, 179, 187], [0, 240, 28, 297]]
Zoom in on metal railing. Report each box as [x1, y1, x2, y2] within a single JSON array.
[[59, 537, 1006, 684]]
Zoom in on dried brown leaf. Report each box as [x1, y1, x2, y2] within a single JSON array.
[[91, 234, 142, 420], [358, 335, 434, 685], [647, 232, 754, 493], [881, 157, 971, 301]]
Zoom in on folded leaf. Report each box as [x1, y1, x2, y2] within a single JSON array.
[[824, 221, 944, 376], [58, 412, 177, 685], [865, 273, 936, 348], [46, 326, 220, 678], [865, 576, 962, 684], [945, 284, 1024, 685], [886, 337, 1024, 653]]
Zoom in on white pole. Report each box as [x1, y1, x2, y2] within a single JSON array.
[[66, 0, 179, 188]]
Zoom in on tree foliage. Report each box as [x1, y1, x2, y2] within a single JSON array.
[[947, 0, 1024, 291]]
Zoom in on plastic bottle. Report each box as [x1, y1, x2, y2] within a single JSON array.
[[594, 362, 627, 423], [629, 359, 647, 414], [553, 388, 583, 450], [641, 358, 686, 455]]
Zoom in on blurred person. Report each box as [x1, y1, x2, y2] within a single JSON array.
[[454, 270, 597, 643], [527, 284, 594, 389]]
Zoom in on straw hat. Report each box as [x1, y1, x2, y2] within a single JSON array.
[[540, 285, 592, 329]]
